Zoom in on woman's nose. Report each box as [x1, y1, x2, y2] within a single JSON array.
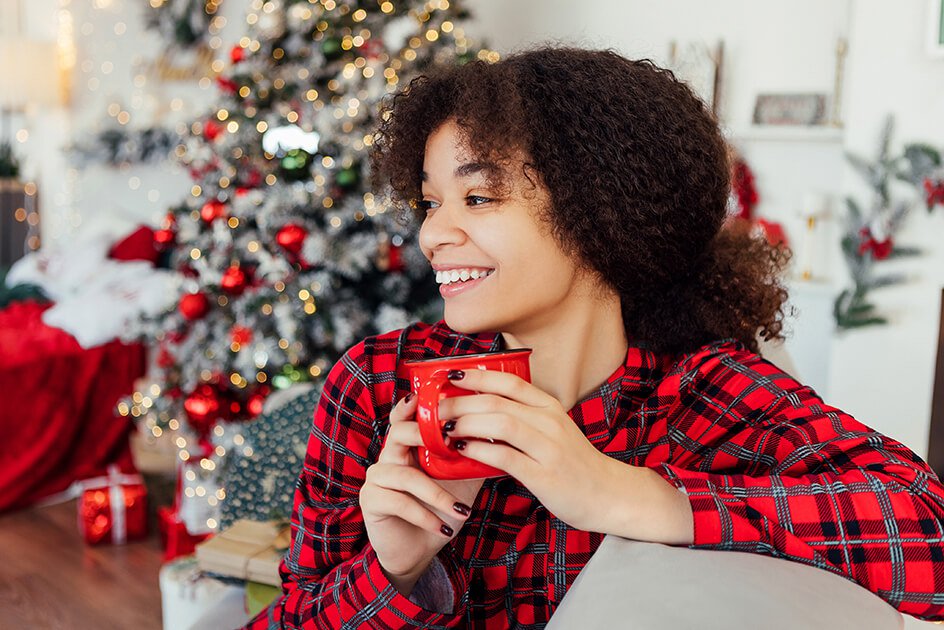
[[418, 203, 466, 254]]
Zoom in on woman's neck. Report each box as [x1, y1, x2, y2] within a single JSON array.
[[500, 288, 628, 411]]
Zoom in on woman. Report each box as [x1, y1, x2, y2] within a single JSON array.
[[247, 47, 944, 628]]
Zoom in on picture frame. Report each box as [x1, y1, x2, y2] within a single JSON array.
[[752, 93, 828, 126], [929, 0, 944, 58]]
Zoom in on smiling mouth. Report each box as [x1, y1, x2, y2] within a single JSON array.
[[435, 268, 495, 286]]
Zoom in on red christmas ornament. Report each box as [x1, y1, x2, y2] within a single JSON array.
[[276, 224, 307, 256], [157, 346, 175, 368], [154, 228, 175, 250], [246, 386, 270, 417], [217, 76, 238, 94], [203, 119, 223, 142], [245, 170, 262, 188], [200, 200, 227, 223], [231, 325, 253, 345], [230, 45, 245, 64], [183, 384, 223, 436], [179, 292, 210, 320], [221, 266, 249, 295], [388, 243, 404, 272]]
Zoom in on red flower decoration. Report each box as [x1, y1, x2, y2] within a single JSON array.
[[924, 178, 944, 209], [857, 227, 893, 261], [731, 157, 759, 220]]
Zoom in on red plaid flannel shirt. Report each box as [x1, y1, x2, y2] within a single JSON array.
[[246, 321, 944, 628]]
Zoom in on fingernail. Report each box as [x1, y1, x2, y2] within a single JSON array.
[[454, 440, 467, 451], [453, 502, 471, 516], [446, 369, 465, 381], [404, 392, 415, 403], [440, 523, 454, 537], [443, 420, 456, 432]]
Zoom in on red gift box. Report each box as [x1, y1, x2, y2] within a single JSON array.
[[77, 465, 148, 545], [158, 505, 212, 562]]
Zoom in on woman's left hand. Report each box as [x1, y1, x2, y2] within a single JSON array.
[[437, 368, 623, 533]]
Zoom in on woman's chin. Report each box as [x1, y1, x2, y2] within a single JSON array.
[[443, 311, 498, 335]]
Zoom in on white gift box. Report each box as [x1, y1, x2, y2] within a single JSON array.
[[159, 556, 250, 630]]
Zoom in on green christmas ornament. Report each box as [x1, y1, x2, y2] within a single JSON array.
[[322, 38, 343, 61], [280, 148, 311, 181], [272, 374, 294, 390], [335, 167, 360, 191]]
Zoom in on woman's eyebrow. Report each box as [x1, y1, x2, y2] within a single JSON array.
[[420, 162, 491, 182]]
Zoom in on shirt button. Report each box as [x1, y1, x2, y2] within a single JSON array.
[[496, 478, 516, 496]]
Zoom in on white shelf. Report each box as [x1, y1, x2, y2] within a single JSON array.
[[726, 125, 845, 143]]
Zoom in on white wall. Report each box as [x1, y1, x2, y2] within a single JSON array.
[[467, 0, 944, 458]]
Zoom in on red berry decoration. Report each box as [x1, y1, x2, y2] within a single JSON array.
[[200, 200, 227, 223], [276, 223, 307, 256], [179, 292, 210, 320], [221, 266, 249, 295], [183, 384, 223, 436]]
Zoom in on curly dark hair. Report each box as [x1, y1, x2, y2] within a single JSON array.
[[371, 46, 790, 355]]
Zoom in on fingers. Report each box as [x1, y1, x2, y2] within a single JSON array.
[[378, 416, 424, 466], [442, 369, 555, 408], [363, 463, 472, 536], [363, 486, 456, 538], [389, 392, 418, 424], [452, 438, 537, 482]]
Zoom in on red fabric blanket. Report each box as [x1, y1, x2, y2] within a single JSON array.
[[0, 300, 146, 512]]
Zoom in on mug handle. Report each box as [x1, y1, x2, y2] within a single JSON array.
[[415, 371, 455, 458]]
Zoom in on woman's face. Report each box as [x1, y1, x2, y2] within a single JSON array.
[[418, 120, 598, 336]]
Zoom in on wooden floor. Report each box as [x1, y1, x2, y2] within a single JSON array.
[[0, 498, 164, 629]]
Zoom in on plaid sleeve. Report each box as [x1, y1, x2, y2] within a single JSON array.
[[653, 345, 944, 622], [244, 339, 467, 629]]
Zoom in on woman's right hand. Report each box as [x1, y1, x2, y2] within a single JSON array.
[[360, 393, 485, 594]]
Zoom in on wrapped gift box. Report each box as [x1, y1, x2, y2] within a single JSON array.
[[159, 505, 212, 562], [77, 465, 148, 545], [195, 519, 289, 586], [159, 555, 250, 630]]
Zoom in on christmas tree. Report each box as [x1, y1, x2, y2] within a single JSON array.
[[123, 0, 492, 531]]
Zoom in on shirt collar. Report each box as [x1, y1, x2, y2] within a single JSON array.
[[420, 321, 671, 430]]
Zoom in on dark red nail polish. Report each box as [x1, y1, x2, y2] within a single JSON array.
[[443, 420, 456, 432], [453, 502, 471, 516], [404, 392, 415, 403], [440, 523, 454, 537], [446, 369, 465, 380], [454, 440, 467, 451]]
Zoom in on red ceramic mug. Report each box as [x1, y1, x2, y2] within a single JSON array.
[[403, 348, 532, 480]]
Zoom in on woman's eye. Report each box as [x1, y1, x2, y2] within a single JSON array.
[[466, 195, 493, 206], [417, 199, 440, 212]]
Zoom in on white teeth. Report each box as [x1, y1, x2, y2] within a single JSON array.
[[435, 268, 494, 285]]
